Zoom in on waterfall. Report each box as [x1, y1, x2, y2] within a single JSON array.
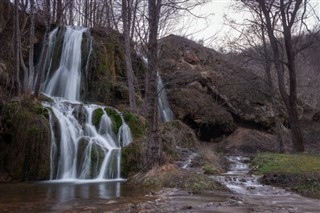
[[157, 72, 174, 122], [40, 26, 132, 181], [42, 27, 88, 101], [141, 56, 174, 122]]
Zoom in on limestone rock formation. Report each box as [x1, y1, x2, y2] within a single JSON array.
[[158, 35, 286, 141]]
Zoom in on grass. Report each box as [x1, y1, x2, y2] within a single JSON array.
[[252, 153, 320, 198]]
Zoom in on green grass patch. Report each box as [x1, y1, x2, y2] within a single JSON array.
[[252, 153, 320, 175], [252, 153, 320, 198], [202, 164, 217, 175]]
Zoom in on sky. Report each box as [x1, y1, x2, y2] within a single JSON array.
[[172, 0, 320, 49]]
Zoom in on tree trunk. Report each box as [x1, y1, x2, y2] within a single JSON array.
[[13, 0, 21, 97], [261, 25, 284, 153], [145, 0, 161, 170], [122, 0, 137, 113], [34, 0, 51, 99], [56, 0, 62, 25], [27, 0, 35, 94], [259, 0, 304, 152]]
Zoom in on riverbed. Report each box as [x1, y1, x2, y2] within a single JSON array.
[[1, 156, 319, 213]]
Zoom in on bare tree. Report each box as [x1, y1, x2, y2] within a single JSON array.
[[122, 0, 137, 112], [34, 0, 51, 99], [145, 0, 162, 169], [13, 0, 21, 96], [241, 0, 307, 152], [27, 0, 35, 94]]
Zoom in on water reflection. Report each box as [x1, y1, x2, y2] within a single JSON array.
[[0, 181, 123, 212], [43, 181, 122, 201]]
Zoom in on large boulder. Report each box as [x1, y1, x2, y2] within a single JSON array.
[[216, 128, 278, 155], [168, 88, 236, 141], [158, 35, 286, 139]]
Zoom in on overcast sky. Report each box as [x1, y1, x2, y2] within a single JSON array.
[[172, 0, 320, 49]]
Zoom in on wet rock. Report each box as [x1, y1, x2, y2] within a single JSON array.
[[73, 104, 87, 126]]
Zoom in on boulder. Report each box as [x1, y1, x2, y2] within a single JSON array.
[[168, 88, 236, 141], [158, 35, 286, 134], [216, 128, 277, 155]]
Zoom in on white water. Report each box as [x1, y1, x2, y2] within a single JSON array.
[[141, 55, 174, 122], [43, 27, 87, 101], [40, 27, 132, 181], [157, 72, 174, 122]]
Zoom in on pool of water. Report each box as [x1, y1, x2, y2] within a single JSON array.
[[0, 181, 151, 213]]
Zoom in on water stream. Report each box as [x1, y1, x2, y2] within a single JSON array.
[[211, 156, 320, 212], [158, 72, 174, 122]]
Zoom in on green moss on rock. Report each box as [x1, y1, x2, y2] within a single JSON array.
[[105, 107, 122, 134], [92, 108, 104, 127], [0, 98, 51, 181], [130, 164, 229, 194], [123, 111, 145, 139], [121, 139, 145, 178]]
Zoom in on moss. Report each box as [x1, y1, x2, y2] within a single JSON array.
[[0, 99, 51, 181], [121, 139, 145, 177], [90, 143, 105, 178], [252, 153, 320, 198], [202, 164, 217, 175], [27, 127, 38, 136], [123, 111, 145, 139], [92, 108, 104, 127], [105, 107, 122, 134], [131, 164, 229, 194]]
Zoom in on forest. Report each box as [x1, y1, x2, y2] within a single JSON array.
[[0, 0, 320, 212]]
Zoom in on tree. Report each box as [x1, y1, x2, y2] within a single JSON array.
[[27, 0, 35, 94], [145, 0, 162, 170], [122, 0, 137, 112], [241, 0, 307, 152], [224, 3, 285, 153], [13, 0, 21, 96], [34, 0, 51, 99]]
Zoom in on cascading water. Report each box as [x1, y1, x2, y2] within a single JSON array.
[[157, 72, 174, 122], [140, 55, 174, 122], [40, 26, 132, 181]]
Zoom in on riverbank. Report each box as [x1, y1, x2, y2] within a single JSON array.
[[251, 153, 320, 198]]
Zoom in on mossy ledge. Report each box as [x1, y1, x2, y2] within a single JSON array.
[[123, 111, 145, 139], [251, 153, 320, 198], [129, 164, 229, 194], [105, 107, 122, 134]]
